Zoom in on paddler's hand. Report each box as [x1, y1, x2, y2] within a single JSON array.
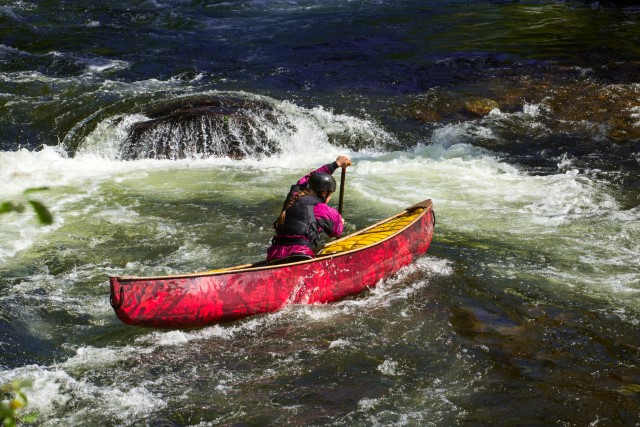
[[336, 155, 352, 168]]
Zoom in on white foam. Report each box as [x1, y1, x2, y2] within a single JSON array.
[[84, 58, 130, 74], [329, 339, 352, 349], [0, 146, 130, 196], [67, 92, 394, 168], [0, 43, 27, 55], [0, 70, 61, 84], [0, 363, 165, 425], [354, 139, 616, 231], [152, 330, 190, 346], [358, 397, 379, 411], [62, 346, 140, 369], [290, 303, 343, 321], [628, 106, 640, 132], [378, 359, 402, 376], [0, 6, 22, 21], [135, 316, 267, 347]]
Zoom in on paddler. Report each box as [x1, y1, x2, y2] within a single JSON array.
[[267, 155, 352, 263]]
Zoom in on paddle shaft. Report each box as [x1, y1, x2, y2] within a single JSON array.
[[338, 166, 346, 215]]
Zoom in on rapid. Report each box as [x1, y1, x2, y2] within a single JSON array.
[[1, 1, 639, 425]]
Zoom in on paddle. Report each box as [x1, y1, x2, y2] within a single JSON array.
[[338, 165, 346, 215]]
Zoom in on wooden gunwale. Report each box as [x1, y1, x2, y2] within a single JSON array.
[[113, 199, 432, 283]]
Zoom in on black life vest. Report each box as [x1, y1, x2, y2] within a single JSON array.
[[272, 194, 322, 248]]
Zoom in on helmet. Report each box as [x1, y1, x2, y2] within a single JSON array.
[[308, 172, 336, 193]]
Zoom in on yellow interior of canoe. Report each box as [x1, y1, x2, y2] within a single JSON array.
[[317, 207, 424, 255], [195, 208, 423, 275], [116, 207, 426, 280]]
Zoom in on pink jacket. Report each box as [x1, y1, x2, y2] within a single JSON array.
[[267, 162, 344, 261]]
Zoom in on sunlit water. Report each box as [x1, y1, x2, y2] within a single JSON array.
[[1, 1, 640, 425]]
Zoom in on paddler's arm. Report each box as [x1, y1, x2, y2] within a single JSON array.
[[287, 155, 352, 197], [314, 204, 344, 237], [308, 155, 350, 236]]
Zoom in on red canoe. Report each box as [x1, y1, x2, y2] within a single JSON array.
[[110, 199, 435, 328]]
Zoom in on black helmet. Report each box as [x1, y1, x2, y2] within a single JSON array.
[[308, 172, 336, 193]]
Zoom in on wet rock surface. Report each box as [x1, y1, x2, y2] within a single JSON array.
[[399, 68, 640, 199], [121, 97, 283, 160]]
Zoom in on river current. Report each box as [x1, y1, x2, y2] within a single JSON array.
[[1, 1, 639, 426]]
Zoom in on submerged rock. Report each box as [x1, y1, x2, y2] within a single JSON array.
[[409, 108, 443, 123], [405, 90, 501, 124], [121, 97, 282, 160], [465, 98, 499, 116], [405, 74, 640, 144], [543, 84, 640, 143]]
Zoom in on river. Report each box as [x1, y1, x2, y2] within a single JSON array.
[[1, 1, 639, 425]]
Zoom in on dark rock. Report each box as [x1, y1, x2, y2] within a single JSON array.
[[121, 97, 283, 160]]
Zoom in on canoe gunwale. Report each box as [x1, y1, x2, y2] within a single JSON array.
[[112, 199, 433, 283]]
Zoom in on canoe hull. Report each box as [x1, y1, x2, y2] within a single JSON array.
[[110, 202, 434, 328]]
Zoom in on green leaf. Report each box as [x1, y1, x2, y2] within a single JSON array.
[[22, 412, 39, 423], [27, 201, 53, 225], [5, 417, 17, 427], [23, 187, 50, 195], [0, 201, 26, 214], [0, 402, 10, 415], [0, 201, 13, 214]]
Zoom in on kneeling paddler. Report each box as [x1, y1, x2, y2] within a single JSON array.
[[267, 155, 352, 263]]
